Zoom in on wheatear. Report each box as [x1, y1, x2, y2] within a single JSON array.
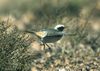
[[25, 24, 65, 50]]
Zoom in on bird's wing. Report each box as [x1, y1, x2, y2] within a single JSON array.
[[41, 29, 63, 37], [35, 31, 47, 38]]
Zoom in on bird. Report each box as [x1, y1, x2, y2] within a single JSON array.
[[25, 24, 65, 50]]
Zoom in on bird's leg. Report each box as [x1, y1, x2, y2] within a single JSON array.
[[43, 43, 45, 50], [40, 43, 45, 51], [38, 40, 45, 51], [45, 43, 52, 52]]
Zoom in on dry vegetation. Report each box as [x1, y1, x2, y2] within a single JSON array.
[[0, 0, 100, 71]]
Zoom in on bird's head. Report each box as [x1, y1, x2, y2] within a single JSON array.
[[54, 24, 65, 31]]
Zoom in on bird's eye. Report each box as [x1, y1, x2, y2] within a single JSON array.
[[57, 27, 64, 31]]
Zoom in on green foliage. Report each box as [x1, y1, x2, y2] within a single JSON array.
[[0, 20, 33, 71]]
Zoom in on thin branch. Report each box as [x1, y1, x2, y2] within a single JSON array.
[[77, 1, 98, 42]]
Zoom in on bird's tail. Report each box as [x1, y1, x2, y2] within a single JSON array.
[[24, 30, 41, 39], [24, 30, 35, 34]]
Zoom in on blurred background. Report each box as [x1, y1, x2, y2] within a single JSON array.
[[0, 0, 100, 71]]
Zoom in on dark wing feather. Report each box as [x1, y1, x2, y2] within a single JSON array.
[[42, 29, 64, 37]]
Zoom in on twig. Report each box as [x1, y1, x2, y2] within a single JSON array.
[[78, 1, 98, 42]]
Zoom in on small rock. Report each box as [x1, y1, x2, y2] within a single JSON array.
[[58, 68, 66, 71]]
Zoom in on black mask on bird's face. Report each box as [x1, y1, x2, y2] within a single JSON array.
[[54, 25, 65, 31]]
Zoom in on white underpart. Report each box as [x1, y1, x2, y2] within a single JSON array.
[[54, 24, 64, 30]]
